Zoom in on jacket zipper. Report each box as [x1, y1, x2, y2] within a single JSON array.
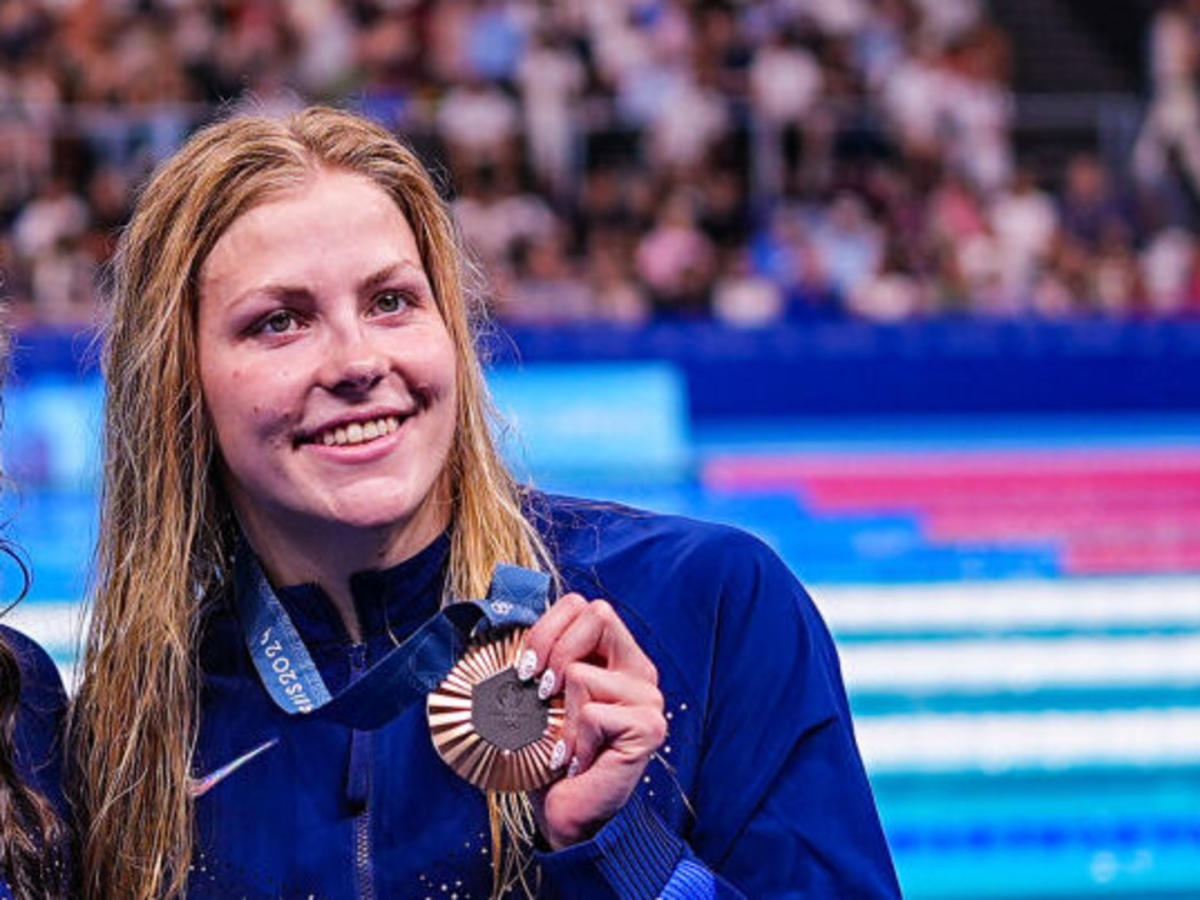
[[348, 643, 375, 900], [355, 805, 374, 900]]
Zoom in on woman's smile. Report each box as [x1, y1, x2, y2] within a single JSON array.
[[300, 413, 404, 448], [295, 409, 416, 466]]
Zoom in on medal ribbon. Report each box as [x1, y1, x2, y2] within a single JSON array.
[[232, 544, 550, 730]]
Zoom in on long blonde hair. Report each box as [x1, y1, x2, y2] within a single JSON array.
[[71, 107, 553, 899]]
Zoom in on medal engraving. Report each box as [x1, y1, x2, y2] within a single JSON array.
[[472, 669, 547, 751], [427, 628, 564, 791]]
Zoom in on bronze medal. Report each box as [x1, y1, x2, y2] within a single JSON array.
[[427, 628, 565, 792]]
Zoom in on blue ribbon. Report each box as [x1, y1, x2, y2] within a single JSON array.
[[232, 547, 550, 730]]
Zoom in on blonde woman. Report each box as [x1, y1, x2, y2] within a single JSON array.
[[71, 108, 898, 899]]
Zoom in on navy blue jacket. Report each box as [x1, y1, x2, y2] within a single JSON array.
[[192, 496, 900, 898], [0, 625, 70, 899]]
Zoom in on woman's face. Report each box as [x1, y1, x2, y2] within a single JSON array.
[[198, 168, 458, 555]]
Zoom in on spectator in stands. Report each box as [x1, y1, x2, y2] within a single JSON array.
[[910, 0, 986, 47], [11, 178, 86, 261], [464, 0, 525, 84], [864, 162, 927, 271], [749, 205, 838, 316], [586, 232, 650, 323], [641, 52, 729, 172], [436, 76, 520, 173], [848, 239, 925, 321], [809, 190, 883, 301], [1142, 225, 1198, 314], [697, 3, 753, 95], [1033, 234, 1091, 317], [956, 221, 1013, 315], [990, 168, 1058, 301], [356, 6, 423, 109], [635, 190, 715, 316], [426, 0, 474, 86], [516, 28, 585, 197], [1059, 153, 1131, 250], [1092, 220, 1145, 315], [926, 170, 987, 247], [749, 26, 824, 196], [451, 162, 555, 274], [943, 25, 1013, 193], [713, 245, 785, 327], [853, 0, 913, 91], [500, 232, 592, 324], [880, 39, 949, 167], [697, 167, 750, 248], [929, 241, 973, 313], [27, 234, 95, 326], [1133, 0, 1200, 197]]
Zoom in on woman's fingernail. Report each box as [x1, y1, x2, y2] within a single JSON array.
[[537, 668, 556, 700], [516, 649, 537, 681], [567, 755, 581, 778], [549, 739, 567, 770]]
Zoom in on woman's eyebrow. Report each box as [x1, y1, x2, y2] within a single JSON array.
[[359, 261, 428, 294], [221, 261, 427, 311], [224, 283, 310, 312]]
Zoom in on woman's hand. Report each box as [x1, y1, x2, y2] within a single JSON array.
[[516, 592, 667, 850]]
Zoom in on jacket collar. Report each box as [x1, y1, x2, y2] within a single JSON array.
[[265, 530, 452, 648]]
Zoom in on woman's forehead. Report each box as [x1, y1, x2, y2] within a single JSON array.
[[200, 170, 427, 302]]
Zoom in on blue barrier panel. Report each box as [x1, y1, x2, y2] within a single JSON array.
[[1, 374, 103, 491], [487, 320, 1200, 420], [488, 361, 690, 481], [9, 328, 100, 380], [17, 319, 1200, 420]]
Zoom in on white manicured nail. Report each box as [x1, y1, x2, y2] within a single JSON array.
[[567, 755, 581, 778], [549, 739, 567, 770], [537, 669, 556, 700], [516, 649, 537, 681]]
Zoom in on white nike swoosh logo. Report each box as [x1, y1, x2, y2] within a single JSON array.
[[190, 738, 279, 798]]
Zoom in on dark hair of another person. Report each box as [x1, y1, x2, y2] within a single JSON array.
[[0, 326, 68, 898]]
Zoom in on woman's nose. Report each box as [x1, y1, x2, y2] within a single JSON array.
[[322, 325, 386, 395]]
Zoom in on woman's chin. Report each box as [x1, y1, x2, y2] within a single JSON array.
[[317, 492, 448, 544], [319, 505, 417, 535]]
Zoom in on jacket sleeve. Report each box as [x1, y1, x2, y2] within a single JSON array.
[[536, 530, 900, 898]]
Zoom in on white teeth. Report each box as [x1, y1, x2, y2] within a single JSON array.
[[313, 416, 403, 447]]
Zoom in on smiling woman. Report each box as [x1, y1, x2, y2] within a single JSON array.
[[197, 170, 459, 639], [70, 108, 898, 900]]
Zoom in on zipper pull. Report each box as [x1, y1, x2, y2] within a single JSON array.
[[349, 642, 368, 677], [346, 728, 371, 813]]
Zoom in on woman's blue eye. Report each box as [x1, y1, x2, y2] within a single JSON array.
[[374, 290, 409, 314], [261, 311, 296, 334]]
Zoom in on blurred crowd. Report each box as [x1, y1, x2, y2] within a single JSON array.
[[3, 0, 1200, 330]]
